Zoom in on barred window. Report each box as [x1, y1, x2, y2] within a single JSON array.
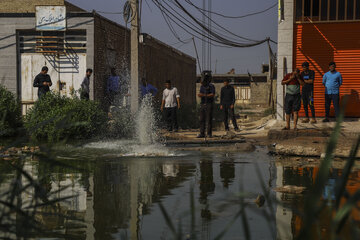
[[296, 0, 360, 22]]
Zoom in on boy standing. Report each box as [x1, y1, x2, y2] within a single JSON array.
[[300, 62, 316, 123], [281, 68, 304, 130], [322, 62, 343, 122], [161, 80, 180, 132], [220, 79, 239, 131]]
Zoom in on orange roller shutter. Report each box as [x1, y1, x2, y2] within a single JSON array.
[[294, 22, 360, 117]]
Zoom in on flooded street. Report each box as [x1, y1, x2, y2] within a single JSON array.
[[1, 142, 358, 239]]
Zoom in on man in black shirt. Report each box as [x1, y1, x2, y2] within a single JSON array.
[[300, 62, 316, 123], [33, 66, 52, 99], [220, 79, 239, 131], [197, 78, 215, 138]]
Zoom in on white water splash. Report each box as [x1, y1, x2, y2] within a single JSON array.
[[135, 94, 160, 145], [83, 140, 181, 157]]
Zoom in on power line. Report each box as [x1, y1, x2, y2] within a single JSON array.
[[155, 0, 262, 47], [152, 0, 231, 47], [152, 0, 233, 48], [185, 0, 278, 19], [172, 0, 271, 48]]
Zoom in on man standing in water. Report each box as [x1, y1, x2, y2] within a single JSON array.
[[281, 68, 304, 130], [33, 66, 52, 99], [197, 72, 215, 138], [80, 68, 93, 100], [220, 79, 239, 131], [161, 80, 180, 132], [322, 62, 343, 122]]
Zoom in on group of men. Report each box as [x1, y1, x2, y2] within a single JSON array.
[[282, 61, 343, 130], [32, 62, 344, 135], [32, 65, 240, 138]]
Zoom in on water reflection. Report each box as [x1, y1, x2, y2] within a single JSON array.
[[0, 149, 277, 239], [275, 163, 360, 240], [4, 149, 359, 239]]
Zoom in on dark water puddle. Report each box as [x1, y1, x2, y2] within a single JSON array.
[[0, 145, 359, 239]]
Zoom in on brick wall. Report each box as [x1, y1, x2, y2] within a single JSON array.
[[93, 14, 130, 107], [142, 34, 196, 105], [94, 15, 196, 108]]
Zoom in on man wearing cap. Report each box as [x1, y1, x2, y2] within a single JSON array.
[[281, 68, 304, 130], [322, 62, 343, 122], [300, 62, 316, 123]]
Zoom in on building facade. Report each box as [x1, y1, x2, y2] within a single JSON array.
[[277, 0, 360, 119], [196, 72, 276, 108], [0, 0, 196, 114]]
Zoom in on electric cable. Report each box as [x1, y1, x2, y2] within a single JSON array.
[[152, 0, 234, 48], [172, 0, 270, 47], [156, 0, 261, 46], [185, 0, 278, 19]]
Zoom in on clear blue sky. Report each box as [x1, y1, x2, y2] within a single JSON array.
[[68, 0, 278, 74]]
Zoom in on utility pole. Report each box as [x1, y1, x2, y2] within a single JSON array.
[[130, 0, 139, 113]]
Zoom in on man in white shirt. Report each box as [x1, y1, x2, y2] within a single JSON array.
[[161, 80, 180, 132]]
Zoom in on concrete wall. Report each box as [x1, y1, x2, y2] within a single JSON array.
[[0, 14, 94, 97], [250, 76, 276, 107], [277, 0, 294, 119]]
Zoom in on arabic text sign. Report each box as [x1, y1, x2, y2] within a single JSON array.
[[36, 6, 66, 31]]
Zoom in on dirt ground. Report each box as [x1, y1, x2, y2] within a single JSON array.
[[161, 116, 360, 158]]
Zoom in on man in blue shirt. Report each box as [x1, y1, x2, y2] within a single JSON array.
[[107, 68, 120, 105], [197, 78, 215, 138], [322, 62, 343, 122], [140, 78, 158, 98]]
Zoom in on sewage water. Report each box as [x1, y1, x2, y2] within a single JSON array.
[[0, 145, 359, 240]]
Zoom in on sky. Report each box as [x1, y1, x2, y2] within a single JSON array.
[[67, 0, 278, 74]]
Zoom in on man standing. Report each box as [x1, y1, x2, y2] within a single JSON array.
[[301, 62, 316, 123], [160, 80, 180, 132], [322, 62, 343, 122], [197, 76, 215, 138], [80, 68, 93, 100], [140, 78, 158, 98], [107, 68, 120, 105], [33, 66, 52, 99], [220, 79, 239, 131], [281, 68, 304, 130]]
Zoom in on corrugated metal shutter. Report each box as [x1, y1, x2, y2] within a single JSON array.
[[294, 22, 360, 117]]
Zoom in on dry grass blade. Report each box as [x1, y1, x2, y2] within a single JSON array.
[[298, 109, 344, 240], [334, 136, 360, 210]]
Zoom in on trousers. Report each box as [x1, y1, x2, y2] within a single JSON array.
[[302, 90, 315, 118], [199, 103, 213, 135], [223, 105, 238, 130], [164, 107, 178, 131], [325, 94, 340, 118]]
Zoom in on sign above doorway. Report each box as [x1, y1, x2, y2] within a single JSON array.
[[36, 6, 66, 31]]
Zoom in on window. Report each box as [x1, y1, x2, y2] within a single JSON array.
[[347, 0, 354, 20], [296, 0, 360, 22]]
